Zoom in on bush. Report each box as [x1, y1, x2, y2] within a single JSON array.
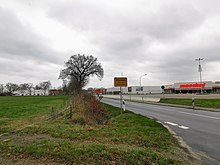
[[70, 93, 108, 125]]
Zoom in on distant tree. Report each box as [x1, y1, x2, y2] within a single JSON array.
[[34, 85, 42, 96], [62, 80, 68, 95], [23, 83, 33, 95], [59, 54, 104, 94], [35, 85, 42, 90], [5, 83, 19, 95], [19, 84, 27, 95], [38, 81, 51, 95], [0, 84, 4, 94]]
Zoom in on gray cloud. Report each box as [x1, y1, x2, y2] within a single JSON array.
[[0, 6, 65, 86], [46, 0, 220, 87], [48, 1, 205, 62], [0, 7, 62, 64], [1, 0, 220, 88]]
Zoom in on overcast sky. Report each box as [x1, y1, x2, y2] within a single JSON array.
[[1, 0, 220, 88]]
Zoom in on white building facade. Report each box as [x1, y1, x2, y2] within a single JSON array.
[[106, 81, 220, 95], [106, 86, 162, 95], [164, 81, 220, 94]]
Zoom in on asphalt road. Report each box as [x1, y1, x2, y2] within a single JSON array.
[[102, 98, 220, 165]]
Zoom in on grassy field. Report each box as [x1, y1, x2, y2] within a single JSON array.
[[0, 96, 198, 164], [160, 98, 220, 109], [0, 96, 69, 133]]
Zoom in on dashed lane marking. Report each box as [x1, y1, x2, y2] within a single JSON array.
[[178, 125, 190, 130], [164, 121, 190, 130], [164, 121, 178, 126]]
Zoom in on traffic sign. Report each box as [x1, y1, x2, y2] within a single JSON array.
[[114, 77, 127, 87]]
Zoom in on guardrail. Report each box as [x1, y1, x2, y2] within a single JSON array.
[[103, 94, 160, 103]]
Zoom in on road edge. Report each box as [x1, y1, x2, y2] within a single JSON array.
[[162, 124, 204, 165], [103, 97, 220, 112]]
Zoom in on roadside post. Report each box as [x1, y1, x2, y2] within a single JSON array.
[[192, 97, 195, 109], [161, 85, 165, 98], [114, 77, 127, 114], [120, 87, 122, 110], [122, 99, 126, 111]]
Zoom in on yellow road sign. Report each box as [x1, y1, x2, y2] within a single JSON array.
[[114, 77, 127, 87]]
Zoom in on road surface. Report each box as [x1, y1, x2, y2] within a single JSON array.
[[102, 98, 220, 165]]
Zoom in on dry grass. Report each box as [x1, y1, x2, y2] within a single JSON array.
[[70, 94, 109, 125]]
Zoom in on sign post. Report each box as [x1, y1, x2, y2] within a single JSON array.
[[114, 77, 127, 114]]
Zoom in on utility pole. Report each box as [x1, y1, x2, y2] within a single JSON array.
[[195, 58, 204, 93]]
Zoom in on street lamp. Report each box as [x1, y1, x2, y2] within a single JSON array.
[[195, 58, 204, 93], [139, 74, 147, 87]]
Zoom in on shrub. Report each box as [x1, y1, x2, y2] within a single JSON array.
[[70, 93, 108, 125]]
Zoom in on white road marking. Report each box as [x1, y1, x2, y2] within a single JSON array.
[[178, 111, 220, 120], [164, 121, 190, 130], [164, 121, 178, 126], [178, 125, 190, 129]]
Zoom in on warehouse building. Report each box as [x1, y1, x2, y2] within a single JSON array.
[[106, 86, 162, 95], [103, 81, 220, 95], [164, 81, 220, 94]]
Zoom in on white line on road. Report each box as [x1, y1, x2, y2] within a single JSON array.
[[177, 111, 220, 120], [164, 121, 190, 130], [164, 121, 178, 126], [178, 125, 190, 129]]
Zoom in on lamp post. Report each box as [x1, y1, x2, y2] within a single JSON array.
[[195, 58, 204, 93], [139, 74, 147, 92]]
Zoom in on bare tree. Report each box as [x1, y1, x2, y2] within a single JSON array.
[[0, 84, 4, 94], [19, 83, 29, 95], [5, 83, 19, 95], [38, 81, 51, 95], [23, 83, 33, 95], [34, 85, 43, 96], [59, 54, 104, 94]]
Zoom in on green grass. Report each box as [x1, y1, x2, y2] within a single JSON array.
[[0, 97, 194, 164], [160, 98, 220, 109], [0, 96, 69, 133]]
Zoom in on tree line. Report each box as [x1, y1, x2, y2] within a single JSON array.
[[0, 81, 51, 96], [0, 54, 103, 96]]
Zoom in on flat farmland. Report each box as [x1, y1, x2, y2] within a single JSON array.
[[0, 96, 201, 164], [0, 96, 69, 134]]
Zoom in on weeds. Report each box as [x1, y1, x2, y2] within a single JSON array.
[[69, 94, 108, 125], [0, 96, 197, 164]]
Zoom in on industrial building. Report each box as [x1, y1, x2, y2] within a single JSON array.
[[105, 86, 162, 95], [164, 81, 220, 94], [99, 81, 220, 95]]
